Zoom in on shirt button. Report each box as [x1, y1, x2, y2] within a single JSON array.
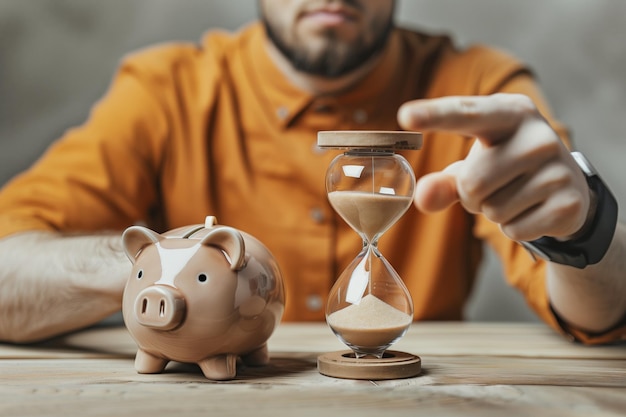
[[276, 106, 289, 120], [306, 294, 324, 312], [353, 109, 368, 124], [310, 207, 325, 224]]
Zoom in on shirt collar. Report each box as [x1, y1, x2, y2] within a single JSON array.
[[242, 22, 403, 129]]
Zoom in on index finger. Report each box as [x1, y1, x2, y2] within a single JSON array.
[[397, 94, 540, 146]]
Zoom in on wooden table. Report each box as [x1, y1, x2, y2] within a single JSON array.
[[1, 322, 624, 416]]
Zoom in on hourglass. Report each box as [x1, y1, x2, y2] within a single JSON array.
[[316, 130, 422, 380]]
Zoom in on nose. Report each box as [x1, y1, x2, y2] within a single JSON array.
[[134, 286, 186, 330]]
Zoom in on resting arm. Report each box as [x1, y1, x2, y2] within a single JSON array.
[[0, 231, 130, 343], [547, 222, 626, 332]]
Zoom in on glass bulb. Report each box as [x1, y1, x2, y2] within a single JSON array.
[[325, 149, 415, 358]]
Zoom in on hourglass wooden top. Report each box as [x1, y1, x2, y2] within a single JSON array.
[[317, 131, 422, 150]]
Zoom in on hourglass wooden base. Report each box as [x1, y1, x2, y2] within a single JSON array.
[[317, 350, 421, 380]]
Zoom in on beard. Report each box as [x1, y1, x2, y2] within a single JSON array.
[[261, 2, 394, 78]]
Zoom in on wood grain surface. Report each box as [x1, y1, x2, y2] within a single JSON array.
[[1, 322, 624, 417]]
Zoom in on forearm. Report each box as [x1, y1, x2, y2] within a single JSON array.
[[0, 231, 130, 343], [547, 222, 626, 333]]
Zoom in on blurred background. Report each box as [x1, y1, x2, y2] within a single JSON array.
[[1, 0, 624, 322]]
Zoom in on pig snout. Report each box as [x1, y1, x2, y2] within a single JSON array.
[[134, 286, 186, 330]]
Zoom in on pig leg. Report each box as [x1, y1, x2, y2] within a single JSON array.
[[134, 349, 169, 374], [242, 343, 269, 366], [197, 354, 238, 380]]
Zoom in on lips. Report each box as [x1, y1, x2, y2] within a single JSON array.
[[300, 3, 360, 26], [303, 11, 353, 26]]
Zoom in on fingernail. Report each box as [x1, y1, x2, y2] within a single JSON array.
[[398, 105, 427, 129]]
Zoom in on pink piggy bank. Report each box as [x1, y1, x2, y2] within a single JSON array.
[[121, 216, 285, 380]]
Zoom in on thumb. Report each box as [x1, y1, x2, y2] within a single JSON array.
[[413, 161, 462, 213]]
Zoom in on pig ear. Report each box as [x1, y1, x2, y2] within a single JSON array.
[[122, 226, 162, 263], [199, 227, 246, 271]]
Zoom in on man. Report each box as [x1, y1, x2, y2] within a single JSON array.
[[0, 0, 623, 344]]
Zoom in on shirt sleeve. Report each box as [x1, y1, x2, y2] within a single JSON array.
[[0, 49, 174, 237]]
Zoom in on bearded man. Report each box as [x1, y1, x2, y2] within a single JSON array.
[[0, 1, 623, 344]]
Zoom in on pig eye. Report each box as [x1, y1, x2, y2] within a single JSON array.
[[197, 273, 208, 283], [136, 270, 143, 280]]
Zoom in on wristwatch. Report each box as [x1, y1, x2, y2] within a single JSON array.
[[521, 151, 618, 269]]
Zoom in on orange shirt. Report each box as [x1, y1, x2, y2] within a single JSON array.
[[0, 23, 622, 344]]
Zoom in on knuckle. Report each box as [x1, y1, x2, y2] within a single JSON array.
[[538, 137, 563, 158], [522, 135, 563, 164], [540, 163, 576, 192], [500, 223, 528, 241], [539, 194, 585, 237], [457, 98, 481, 118], [497, 93, 537, 115], [554, 194, 585, 221], [500, 224, 527, 241], [481, 201, 505, 224]]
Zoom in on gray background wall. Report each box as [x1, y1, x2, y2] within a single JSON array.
[[1, 0, 624, 322]]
